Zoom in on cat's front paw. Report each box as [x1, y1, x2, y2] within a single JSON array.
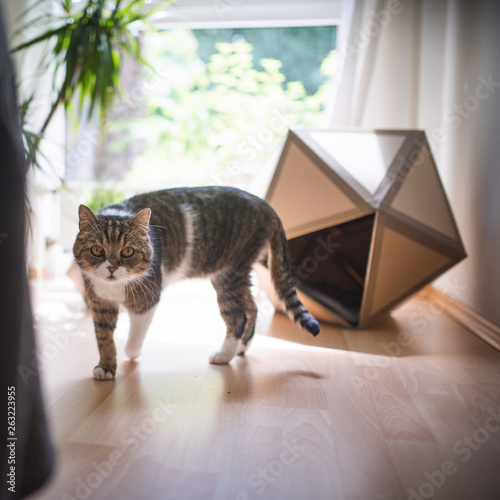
[[124, 344, 141, 360], [93, 366, 115, 380], [238, 338, 253, 355], [208, 351, 233, 365]]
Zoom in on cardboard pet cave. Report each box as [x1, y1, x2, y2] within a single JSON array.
[[260, 128, 466, 327]]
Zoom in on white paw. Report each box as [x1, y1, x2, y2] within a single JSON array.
[[238, 339, 253, 355], [93, 366, 115, 380], [125, 344, 141, 360], [209, 351, 233, 365]]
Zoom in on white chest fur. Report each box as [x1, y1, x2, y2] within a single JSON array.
[[91, 278, 127, 303]]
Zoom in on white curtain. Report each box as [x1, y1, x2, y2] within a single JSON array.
[[328, 0, 424, 129], [328, 0, 500, 325]]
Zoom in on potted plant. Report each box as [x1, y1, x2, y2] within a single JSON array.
[[11, 0, 173, 171]]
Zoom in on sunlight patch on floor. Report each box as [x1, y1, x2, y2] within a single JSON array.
[[30, 274, 335, 357]]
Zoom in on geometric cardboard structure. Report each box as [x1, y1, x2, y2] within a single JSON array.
[[262, 128, 466, 327]]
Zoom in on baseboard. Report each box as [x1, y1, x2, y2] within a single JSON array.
[[424, 286, 500, 352]]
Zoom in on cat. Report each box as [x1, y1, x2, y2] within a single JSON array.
[[72, 186, 320, 380]]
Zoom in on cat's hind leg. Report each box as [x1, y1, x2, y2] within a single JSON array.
[[125, 304, 158, 360], [238, 295, 257, 356], [210, 271, 255, 364]]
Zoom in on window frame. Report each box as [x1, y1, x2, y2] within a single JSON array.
[[150, 0, 341, 30]]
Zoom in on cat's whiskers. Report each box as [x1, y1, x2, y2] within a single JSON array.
[[128, 274, 157, 310], [141, 281, 155, 309], [125, 280, 139, 309], [139, 274, 159, 297], [141, 268, 160, 288]]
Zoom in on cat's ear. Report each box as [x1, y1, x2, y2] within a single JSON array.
[[78, 205, 99, 232], [130, 208, 151, 233]]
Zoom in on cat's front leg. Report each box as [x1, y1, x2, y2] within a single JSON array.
[[209, 335, 243, 365], [91, 301, 119, 380], [125, 304, 158, 360]]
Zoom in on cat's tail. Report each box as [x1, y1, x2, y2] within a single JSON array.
[[268, 223, 320, 336]]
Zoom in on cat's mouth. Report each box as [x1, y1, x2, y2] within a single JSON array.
[[107, 274, 117, 280]]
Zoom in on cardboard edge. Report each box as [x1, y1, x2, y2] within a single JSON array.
[[296, 290, 349, 327], [372, 130, 426, 209], [358, 211, 382, 325], [284, 208, 374, 240], [358, 255, 464, 328], [358, 210, 467, 325], [265, 131, 295, 204], [286, 129, 373, 210]]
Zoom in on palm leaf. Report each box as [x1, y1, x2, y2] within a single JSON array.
[[11, 25, 68, 53], [13, 0, 175, 172]]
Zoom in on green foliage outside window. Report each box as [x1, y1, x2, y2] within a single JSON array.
[[102, 29, 336, 188], [85, 185, 126, 212]]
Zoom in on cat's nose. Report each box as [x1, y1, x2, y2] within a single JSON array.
[[107, 266, 117, 274]]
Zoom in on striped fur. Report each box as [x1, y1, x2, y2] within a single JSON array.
[[73, 187, 320, 379]]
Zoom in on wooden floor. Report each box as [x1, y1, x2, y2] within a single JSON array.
[[27, 275, 500, 500]]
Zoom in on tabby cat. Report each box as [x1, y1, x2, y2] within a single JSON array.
[[73, 187, 320, 380]]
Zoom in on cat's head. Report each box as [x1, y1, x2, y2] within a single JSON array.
[[73, 205, 153, 284]]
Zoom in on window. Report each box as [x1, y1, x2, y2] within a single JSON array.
[[65, 1, 339, 205]]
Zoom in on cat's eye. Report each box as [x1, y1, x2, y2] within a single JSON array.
[[121, 247, 134, 258], [91, 246, 104, 257]]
